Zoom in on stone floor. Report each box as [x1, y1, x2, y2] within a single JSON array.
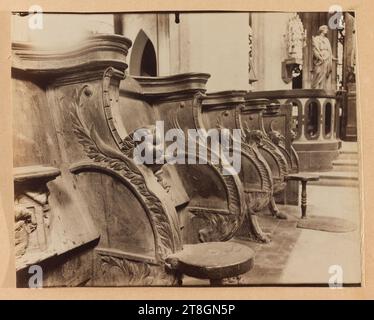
[[183, 183, 362, 286]]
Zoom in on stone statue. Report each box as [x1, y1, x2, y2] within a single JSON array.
[[311, 25, 336, 89]]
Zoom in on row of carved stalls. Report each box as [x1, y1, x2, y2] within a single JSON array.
[[13, 34, 301, 287]]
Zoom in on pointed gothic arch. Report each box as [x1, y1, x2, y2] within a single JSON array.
[[130, 29, 157, 76]]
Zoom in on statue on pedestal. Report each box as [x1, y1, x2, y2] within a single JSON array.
[[311, 25, 336, 89]]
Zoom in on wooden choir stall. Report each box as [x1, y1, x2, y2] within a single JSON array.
[[12, 34, 306, 287]]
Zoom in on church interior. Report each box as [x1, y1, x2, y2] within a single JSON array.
[[11, 11, 360, 287]]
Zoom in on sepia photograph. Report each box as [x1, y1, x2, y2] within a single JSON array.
[[10, 9, 361, 288]]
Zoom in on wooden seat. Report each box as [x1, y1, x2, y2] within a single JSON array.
[[166, 242, 254, 286], [285, 173, 320, 218]]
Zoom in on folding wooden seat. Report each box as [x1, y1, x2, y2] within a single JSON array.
[[245, 94, 318, 213], [12, 34, 185, 286]]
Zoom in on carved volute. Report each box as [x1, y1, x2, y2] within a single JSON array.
[[201, 91, 273, 243]]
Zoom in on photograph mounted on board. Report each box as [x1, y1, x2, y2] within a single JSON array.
[[11, 10, 361, 288]]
